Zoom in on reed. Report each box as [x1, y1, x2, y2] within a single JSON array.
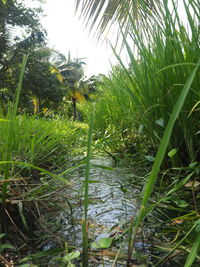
[[82, 0, 200, 265], [82, 104, 95, 266], [127, 58, 200, 266], [89, 0, 200, 166], [1, 55, 28, 232]]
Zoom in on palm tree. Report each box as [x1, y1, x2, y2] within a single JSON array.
[[75, 0, 158, 41], [58, 54, 86, 120]]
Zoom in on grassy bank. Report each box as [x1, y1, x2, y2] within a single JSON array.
[[81, 0, 200, 168], [0, 60, 88, 263], [1, 0, 200, 266]]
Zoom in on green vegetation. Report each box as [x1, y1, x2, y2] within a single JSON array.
[[0, 0, 200, 266]]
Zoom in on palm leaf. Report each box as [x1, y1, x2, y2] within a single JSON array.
[[75, 0, 159, 41]]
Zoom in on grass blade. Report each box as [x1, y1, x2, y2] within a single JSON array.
[[184, 233, 200, 267], [127, 59, 200, 264], [82, 103, 95, 266], [1, 55, 28, 227]]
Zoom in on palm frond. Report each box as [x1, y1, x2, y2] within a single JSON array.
[[75, 0, 159, 41]]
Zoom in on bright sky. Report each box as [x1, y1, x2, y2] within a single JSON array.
[[30, 0, 190, 78], [41, 0, 115, 78]]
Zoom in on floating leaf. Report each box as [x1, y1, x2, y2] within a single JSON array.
[[92, 237, 113, 249], [144, 155, 155, 162], [168, 148, 177, 158]]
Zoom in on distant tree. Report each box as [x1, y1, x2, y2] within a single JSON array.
[[0, 1, 66, 114], [0, 0, 42, 64], [22, 47, 66, 113], [58, 55, 86, 120], [0, 0, 45, 112]]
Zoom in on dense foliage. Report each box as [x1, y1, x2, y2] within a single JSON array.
[[0, 0, 200, 266], [83, 0, 200, 167]]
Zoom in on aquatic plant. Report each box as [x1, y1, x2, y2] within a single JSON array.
[[87, 0, 200, 166]]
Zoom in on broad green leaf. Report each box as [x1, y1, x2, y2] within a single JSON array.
[[189, 162, 198, 168], [63, 251, 80, 262], [168, 148, 177, 158], [172, 199, 188, 207], [0, 233, 6, 239], [92, 237, 113, 249], [0, 244, 15, 252]]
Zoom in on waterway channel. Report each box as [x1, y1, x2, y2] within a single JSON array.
[[57, 157, 150, 266]]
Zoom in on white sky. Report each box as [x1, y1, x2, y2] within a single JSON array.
[[27, 0, 190, 78], [41, 0, 116, 78]]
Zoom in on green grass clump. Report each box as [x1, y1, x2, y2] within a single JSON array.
[[0, 55, 87, 257], [87, 0, 200, 166], [0, 115, 86, 173]]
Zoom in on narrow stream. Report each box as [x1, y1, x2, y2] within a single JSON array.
[[58, 157, 147, 266], [45, 158, 189, 266]]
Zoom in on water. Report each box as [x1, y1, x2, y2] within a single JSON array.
[[58, 157, 145, 266], [44, 158, 199, 266]]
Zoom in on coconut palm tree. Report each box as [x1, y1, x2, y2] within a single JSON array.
[[58, 54, 86, 120], [75, 0, 158, 41]]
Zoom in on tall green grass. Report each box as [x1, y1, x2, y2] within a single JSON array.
[[1, 55, 28, 232], [0, 55, 88, 252], [0, 115, 86, 172], [82, 104, 95, 266], [127, 58, 200, 266], [81, 0, 200, 265], [85, 0, 200, 166]]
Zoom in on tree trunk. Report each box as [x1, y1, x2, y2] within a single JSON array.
[[72, 97, 77, 121]]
